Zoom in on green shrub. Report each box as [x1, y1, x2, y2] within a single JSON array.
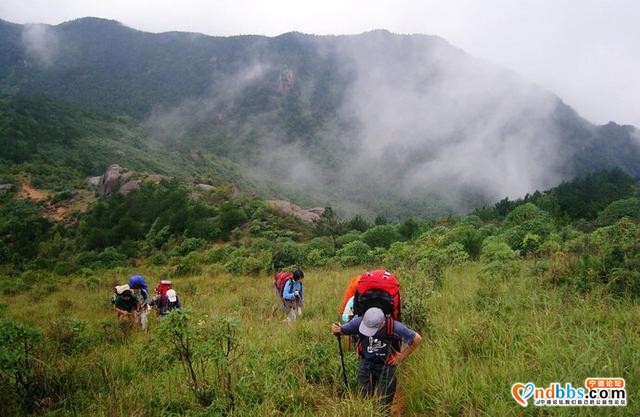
[[49, 316, 90, 354], [480, 237, 520, 279], [0, 276, 30, 295], [445, 223, 484, 259], [272, 240, 306, 270], [416, 243, 469, 283], [336, 240, 371, 266], [224, 254, 265, 275], [53, 260, 79, 275], [596, 197, 640, 226], [335, 231, 362, 248], [174, 237, 207, 256], [361, 225, 403, 249], [305, 248, 329, 267], [502, 203, 554, 253], [96, 247, 128, 268], [384, 241, 414, 271], [174, 251, 205, 276], [205, 244, 236, 264], [368, 247, 387, 264]]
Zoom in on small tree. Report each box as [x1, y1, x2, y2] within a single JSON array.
[[0, 319, 44, 413], [313, 207, 343, 249], [156, 309, 240, 411]]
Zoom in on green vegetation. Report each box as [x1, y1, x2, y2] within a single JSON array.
[[1, 18, 639, 414], [2, 18, 640, 217], [1, 163, 639, 415]]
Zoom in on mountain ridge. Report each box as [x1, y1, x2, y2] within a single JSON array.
[[0, 16, 638, 217]]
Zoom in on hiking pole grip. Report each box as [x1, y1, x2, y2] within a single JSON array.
[[335, 326, 348, 389]]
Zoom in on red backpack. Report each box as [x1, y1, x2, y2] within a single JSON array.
[[354, 270, 402, 356], [353, 270, 401, 320], [273, 272, 293, 298], [156, 280, 173, 299]]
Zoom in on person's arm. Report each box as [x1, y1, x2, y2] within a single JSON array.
[[114, 304, 129, 315], [388, 333, 421, 365], [387, 321, 422, 365], [331, 317, 361, 336], [282, 280, 295, 301]]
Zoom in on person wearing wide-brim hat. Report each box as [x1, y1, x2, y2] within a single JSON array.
[[331, 307, 422, 406]]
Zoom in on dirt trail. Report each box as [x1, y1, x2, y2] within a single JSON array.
[[17, 182, 94, 222], [44, 190, 95, 222], [18, 182, 49, 201]]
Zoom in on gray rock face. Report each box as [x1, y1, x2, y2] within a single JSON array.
[[85, 176, 101, 190], [97, 164, 134, 196], [0, 184, 14, 193], [119, 180, 141, 195], [267, 200, 325, 223]]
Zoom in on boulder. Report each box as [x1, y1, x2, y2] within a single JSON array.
[[118, 180, 141, 195], [97, 164, 132, 196], [85, 176, 101, 190], [267, 200, 324, 224]]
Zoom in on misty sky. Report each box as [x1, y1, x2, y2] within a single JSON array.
[[1, 0, 639, 127]]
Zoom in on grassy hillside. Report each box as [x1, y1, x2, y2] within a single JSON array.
[[1, 261, 637, 416], [1, 169, 640, 415], [0, 94, 258, 192]]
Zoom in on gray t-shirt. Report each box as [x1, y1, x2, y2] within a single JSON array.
[[340, 317, 417, 364]]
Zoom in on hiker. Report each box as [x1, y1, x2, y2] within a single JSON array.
[[339, 274, 361, 322], [151, 286, 182, 319], [114, 289, 139, 320], [331, 307, 422, 406], [129, 275, 151, 331], [281, 269, 304, 322]]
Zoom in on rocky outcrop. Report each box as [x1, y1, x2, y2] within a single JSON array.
[[267, 200, 325, 223], [85, 176, 101, 190], [276, 68, 294, 95], [96, 164, 134, 196], [118, 180, 141, 195], [0, 184, 14, 193]]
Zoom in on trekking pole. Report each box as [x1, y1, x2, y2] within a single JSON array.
[[335, 327, 348, 389]]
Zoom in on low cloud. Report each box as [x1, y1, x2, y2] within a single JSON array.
[[22, 23, 59, 66], [145, 32, 573, 216], [334, 32, 566, 211]]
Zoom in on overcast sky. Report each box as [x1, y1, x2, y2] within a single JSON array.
[[1, 0, 638, 127]]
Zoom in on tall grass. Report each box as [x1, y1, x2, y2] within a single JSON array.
[[3, 262, 638, 415]]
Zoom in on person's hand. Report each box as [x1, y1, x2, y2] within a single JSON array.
[[294, 290, 299, 297], [386, 352, 402, 366], [331, 322, 342, 336]]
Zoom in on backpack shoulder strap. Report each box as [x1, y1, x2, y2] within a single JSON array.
[[386, 316, 394, 336]]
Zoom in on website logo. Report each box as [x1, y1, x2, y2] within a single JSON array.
[[511, 378, 626, 407]]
